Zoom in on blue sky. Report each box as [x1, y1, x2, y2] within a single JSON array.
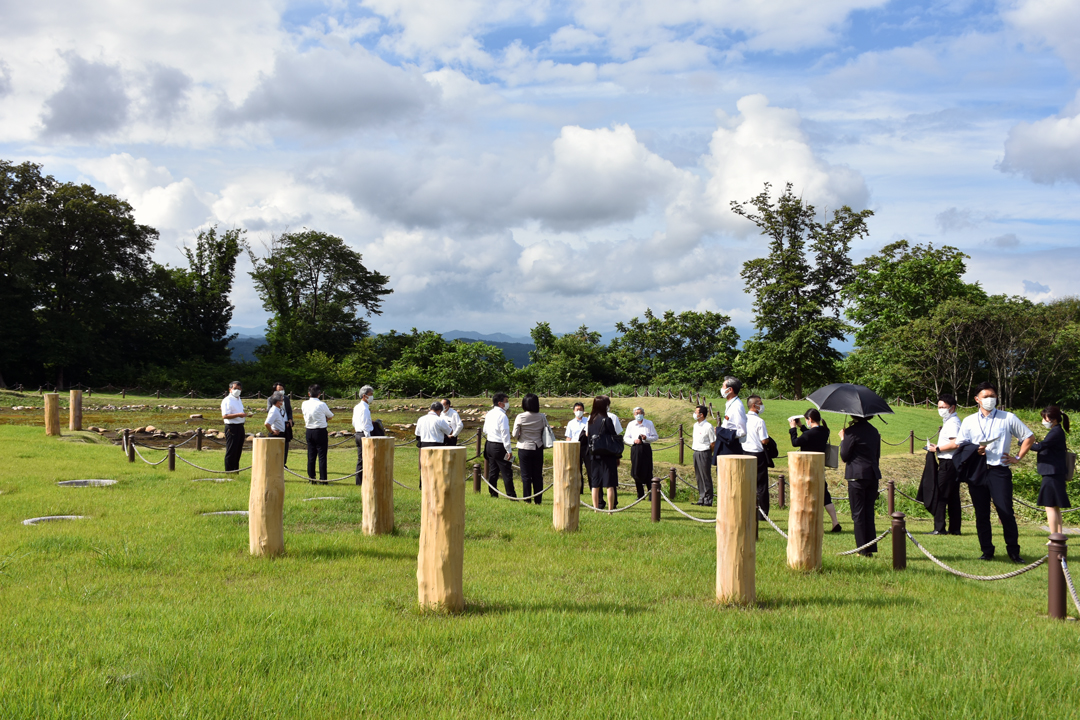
[[1, 0, 1077, 342]]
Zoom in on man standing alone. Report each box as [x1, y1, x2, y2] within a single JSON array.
[[958, 382, 1034, 563], [220, 380, 252, 472], [352, 385, 374, 485], [483, 393, 515, 498]]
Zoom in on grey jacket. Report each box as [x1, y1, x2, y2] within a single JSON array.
[[512, 411, 548, 450]]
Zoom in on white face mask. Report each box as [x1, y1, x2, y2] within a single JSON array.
[[938, 407, 950, 418], [756, 405, 764, 413], [980, 397, 997, 412], [1042, 419, 1053, 429], [231, 388, 241, 398], [634, 414, 644, 423], [574, 409, 584, 419]]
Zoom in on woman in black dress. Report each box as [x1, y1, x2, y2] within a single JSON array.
[[587, 396, 621, 512], [789, 408, 841, 533], [1033, 405, 1071, 535]]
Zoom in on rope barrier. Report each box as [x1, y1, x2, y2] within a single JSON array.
[[132, 445, 168, 467], [1062, 558, 1080, 619], [481, 476, 554, 501], [905, 530, 1047, 580], [175, 455, 251, 473], [581, 492, 652, 514], [657, 489, 712, 523], [757, 507, 788, 539], [283, 466, 360, 484], [836, 529, 893, 556], [393, 478, 420, 491]]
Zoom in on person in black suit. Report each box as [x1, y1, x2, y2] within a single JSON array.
[[839, 415, 882, 556], [1033, 405, 1072, 535], [789, 408, 841, 532], [587, 395, 621, 512], [266, 381, 294, 466]]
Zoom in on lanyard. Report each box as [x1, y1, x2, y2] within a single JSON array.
[[977, 409, 997, 442]]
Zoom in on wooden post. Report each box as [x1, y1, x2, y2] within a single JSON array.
[[121, 388, 126, 399], [552, 440, 581, 532], [125, 429, 134, 462], [786, 452, 825, 572], [678, 424, 685, 465], [167, 445, 176, 472], [472, 463, 481, 493], [362, 437, 395, 536], [715, 455, 757, 606], [417, 446, 466, 612], [248, 437, 285, 558], [196, 427, 203, 451], [909, 430, 915, 455], [69, 390, 82, 431], [669, 466, 676, 498], [43, 393, 61, 436]]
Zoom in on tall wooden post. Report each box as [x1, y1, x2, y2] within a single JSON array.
[[552, 441, 580, 532], [417, 446, 466, 612], [43, 393, 61, 436], [786, 452, 825, 572], [678, 424, 685, 465], [248, 437, 285, 557], [362, 437, 395, 536], [167, 445, 176, 472], [196, 427, 203, 451], [716, 455, 757, 606], [69, 390, 82, 431]]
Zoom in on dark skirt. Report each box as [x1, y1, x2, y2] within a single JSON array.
[[589, 454, 619, 489], [1037, 474, 1072, 508]]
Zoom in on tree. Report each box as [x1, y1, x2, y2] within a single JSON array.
[[519, 323, 611, 394], [733, 182, 872, 397], [156, 226, 246, 364], [249, 230, 391, 359], [608, 309, 739, 387], [843, 240, 985, 348]]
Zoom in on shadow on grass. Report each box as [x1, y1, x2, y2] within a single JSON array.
[[287, 545, 415, 561], [461, 599, 649, 616]]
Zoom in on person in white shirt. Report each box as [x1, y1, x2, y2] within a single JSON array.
[[220, 380, 252, 472], [714, 376, 748, 457], [691, 405, 716, 506], [265, 381, 294, 466], [352, 385, 375, 486], [441, 398, 463, 446], [301, 384, 334, 484], [482, 392, 515, 499], [742, 395, 772, 516], [264, 392, 287, 440], [416, 402, 454, 447], [564, 402, 590, 493], [957, 381, 1034, 563], [926, 393, 963, 536], [624, 406, 659, 499]]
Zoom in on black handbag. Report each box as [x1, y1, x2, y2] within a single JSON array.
[[588, 419, 623, 458]]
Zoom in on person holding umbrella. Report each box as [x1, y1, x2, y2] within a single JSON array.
[[808, 383, 892, 556]]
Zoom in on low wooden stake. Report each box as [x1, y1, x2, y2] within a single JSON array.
[[716, 455, 757, 606], [44, 393, 61, 436], [362, 437, 395, 536], [786, 452, 825, 572], [69, 390, 82, 431], [417, 446, 466, 612], [248, 437, 285, 558], [552, 440, 580, 532]]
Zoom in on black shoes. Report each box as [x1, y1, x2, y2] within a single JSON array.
[[929, 531, 944, 536], [1008, 552, 1025, 564], [978, 552, 994, 561]]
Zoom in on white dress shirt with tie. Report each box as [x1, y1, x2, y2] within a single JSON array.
[[624, 418, 659, 446], [482, 406, 512, 447], [415, 411, 453, 443]]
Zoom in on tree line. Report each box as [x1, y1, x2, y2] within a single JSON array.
[[2, 161, 1076, 408]]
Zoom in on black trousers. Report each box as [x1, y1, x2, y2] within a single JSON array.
[[485, 441, 516, 498], [935, 458, 962, 535], [224, 423, 245, 472], [751, 451, 770, 516], [354, 433, 366, 485], [443, 435, 458, 446], [519, 447, 544, 505], [306, 427, 328, 480], [694, 450, 713, 505], [970, 465, 1019, 557], [848, 479, 880, 554], [577, 439, 589, 493], [630, 443, 654, 499], [283, 424, 293, 467]]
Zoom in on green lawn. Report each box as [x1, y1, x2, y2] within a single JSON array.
[[1, 402, 1078, 718]]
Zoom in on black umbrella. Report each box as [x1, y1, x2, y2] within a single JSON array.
[[806, 383, 894, 418]]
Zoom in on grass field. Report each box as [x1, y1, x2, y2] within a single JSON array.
[[1, 397, 1078, 717]]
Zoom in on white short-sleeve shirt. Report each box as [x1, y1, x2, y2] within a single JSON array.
[[741, 412, 769, 454], [958, 409, 1032, 467], [221, 395, 246, 425], [301, 398, 334, 429]]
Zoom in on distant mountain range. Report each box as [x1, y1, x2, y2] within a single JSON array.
[[442, 330, 533, 344]]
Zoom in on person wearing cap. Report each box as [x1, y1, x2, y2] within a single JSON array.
[[352, 385, 375, 485], [441, 398, 463, 446], [624, 406, 659, 499], [839, 413, 881, 556]]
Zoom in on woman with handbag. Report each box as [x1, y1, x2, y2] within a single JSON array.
[[512, 393, 548, 505], [587, 395, 622, 512], [1032, 405, 1072, 535], [789, 408, 842, 533]]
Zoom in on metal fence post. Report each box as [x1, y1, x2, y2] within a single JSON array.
[[891, 513, 906, 571], [1048, 533, 1068, 620], [668, 467, 676, 499], [472, 463, 481, 494], [678, 424, 685, 465], [778, 474, 785, 509], [887, 480, 895, 515], [168, 445, 176, 472], [651, 478, 661, 522]]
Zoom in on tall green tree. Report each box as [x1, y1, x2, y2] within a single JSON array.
[[156, 226, 246, 364], [608, 309, 739, 387], [733, 182, 872, 398], [519, 323, 611, 393], [249, 230, 392, 359]]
